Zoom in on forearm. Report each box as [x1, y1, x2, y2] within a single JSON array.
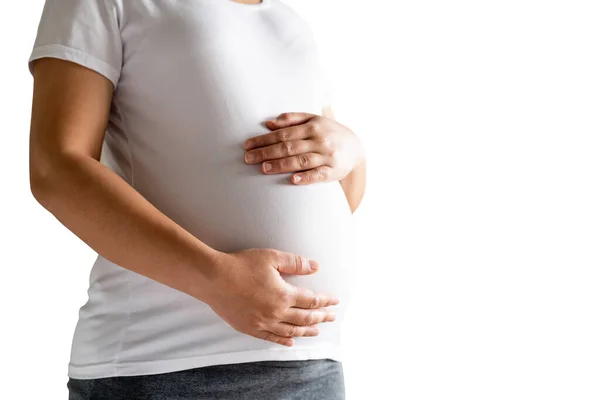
[[30, 153, 221, 303], [340, 157, 366, 213], [320, 106, 366, 213]]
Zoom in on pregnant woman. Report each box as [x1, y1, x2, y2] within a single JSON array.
[[27, 0, 366, 399]]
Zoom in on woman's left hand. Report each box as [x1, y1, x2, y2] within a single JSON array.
[[243, 112, 365, 184]]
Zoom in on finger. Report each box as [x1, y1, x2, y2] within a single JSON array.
[[244, 124, 311, 151], [245, 139, 315, 164], [261, 153, 326, 175], [269, 323, 320, 338], [293, 287, 340, 309], [257, 331, 295, 347], [273, 253, 320, 275], [282, 307, 337, 326], [267, 112, 317, 130], [291, 166, 334, 185]]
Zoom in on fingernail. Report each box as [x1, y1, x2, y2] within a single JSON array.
[[244, 140, 252, 150], [292, 175, 301, 183], [263, 162, 272, 172], [309, 260, 319, 271], [245, 153, 255, 163]]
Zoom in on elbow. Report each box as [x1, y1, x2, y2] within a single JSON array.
[[29, 154, 68, 207], [29, 151, 91, 207], [29, 162, 56, 206]]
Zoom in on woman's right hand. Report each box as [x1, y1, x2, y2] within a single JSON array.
[[203, 248, 340, 347]]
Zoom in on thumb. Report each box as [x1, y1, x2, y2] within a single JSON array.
[[266, 112, 316, 129], [274, 253, 320, 275]]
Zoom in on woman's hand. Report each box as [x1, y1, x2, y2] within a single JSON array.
[[244, 112, 365, 184], [204, 248, 340, 347]]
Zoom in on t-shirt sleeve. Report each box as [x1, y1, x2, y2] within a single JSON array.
[[28, 0, 123, 89]]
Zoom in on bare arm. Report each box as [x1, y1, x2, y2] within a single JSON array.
[[29, 58, 338, 346], [323, 106, 367, 213], [29, 58, 221, 301]]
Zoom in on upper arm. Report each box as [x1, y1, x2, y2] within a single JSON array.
[[27, 0, 123, 183], [29, 58, 114, 181]]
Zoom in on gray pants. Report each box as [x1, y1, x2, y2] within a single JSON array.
[[67, 359, 345, 400]]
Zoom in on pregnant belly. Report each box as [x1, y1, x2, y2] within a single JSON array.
[[133, 155, 357, 311]]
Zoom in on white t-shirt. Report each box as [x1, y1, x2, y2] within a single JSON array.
[[28, 0, 357, 379]]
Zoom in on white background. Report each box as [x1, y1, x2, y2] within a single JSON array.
[[2, 0, 599, 399]]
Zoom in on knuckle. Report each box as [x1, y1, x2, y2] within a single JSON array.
[[304, 312, 315, 325], [310, 121, 322, 134], [282, 141, 294, 156], [297, 154, 311, 169], [279, 288, 294, 305], [285, 325, 296, 337], [261, 331, 281, 344], [309, 296, 320, 309], [277, 130, 288, 142], [321, 137, 333, 150], [262, 332, 276, 342], [294, 255, 306, 270], [259, 148, 268, 160], [280, 112, 293, 121], [250, 319, 264, 330], [316, 167, 328, 179], [265, 306, 280, 320]]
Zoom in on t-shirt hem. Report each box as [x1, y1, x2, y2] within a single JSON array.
[[68, 345, 344, 379], [28, 44, 120, 89]]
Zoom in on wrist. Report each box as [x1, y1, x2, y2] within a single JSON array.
[[187, 244, 228, 302], [350, 134, 366, 172]]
